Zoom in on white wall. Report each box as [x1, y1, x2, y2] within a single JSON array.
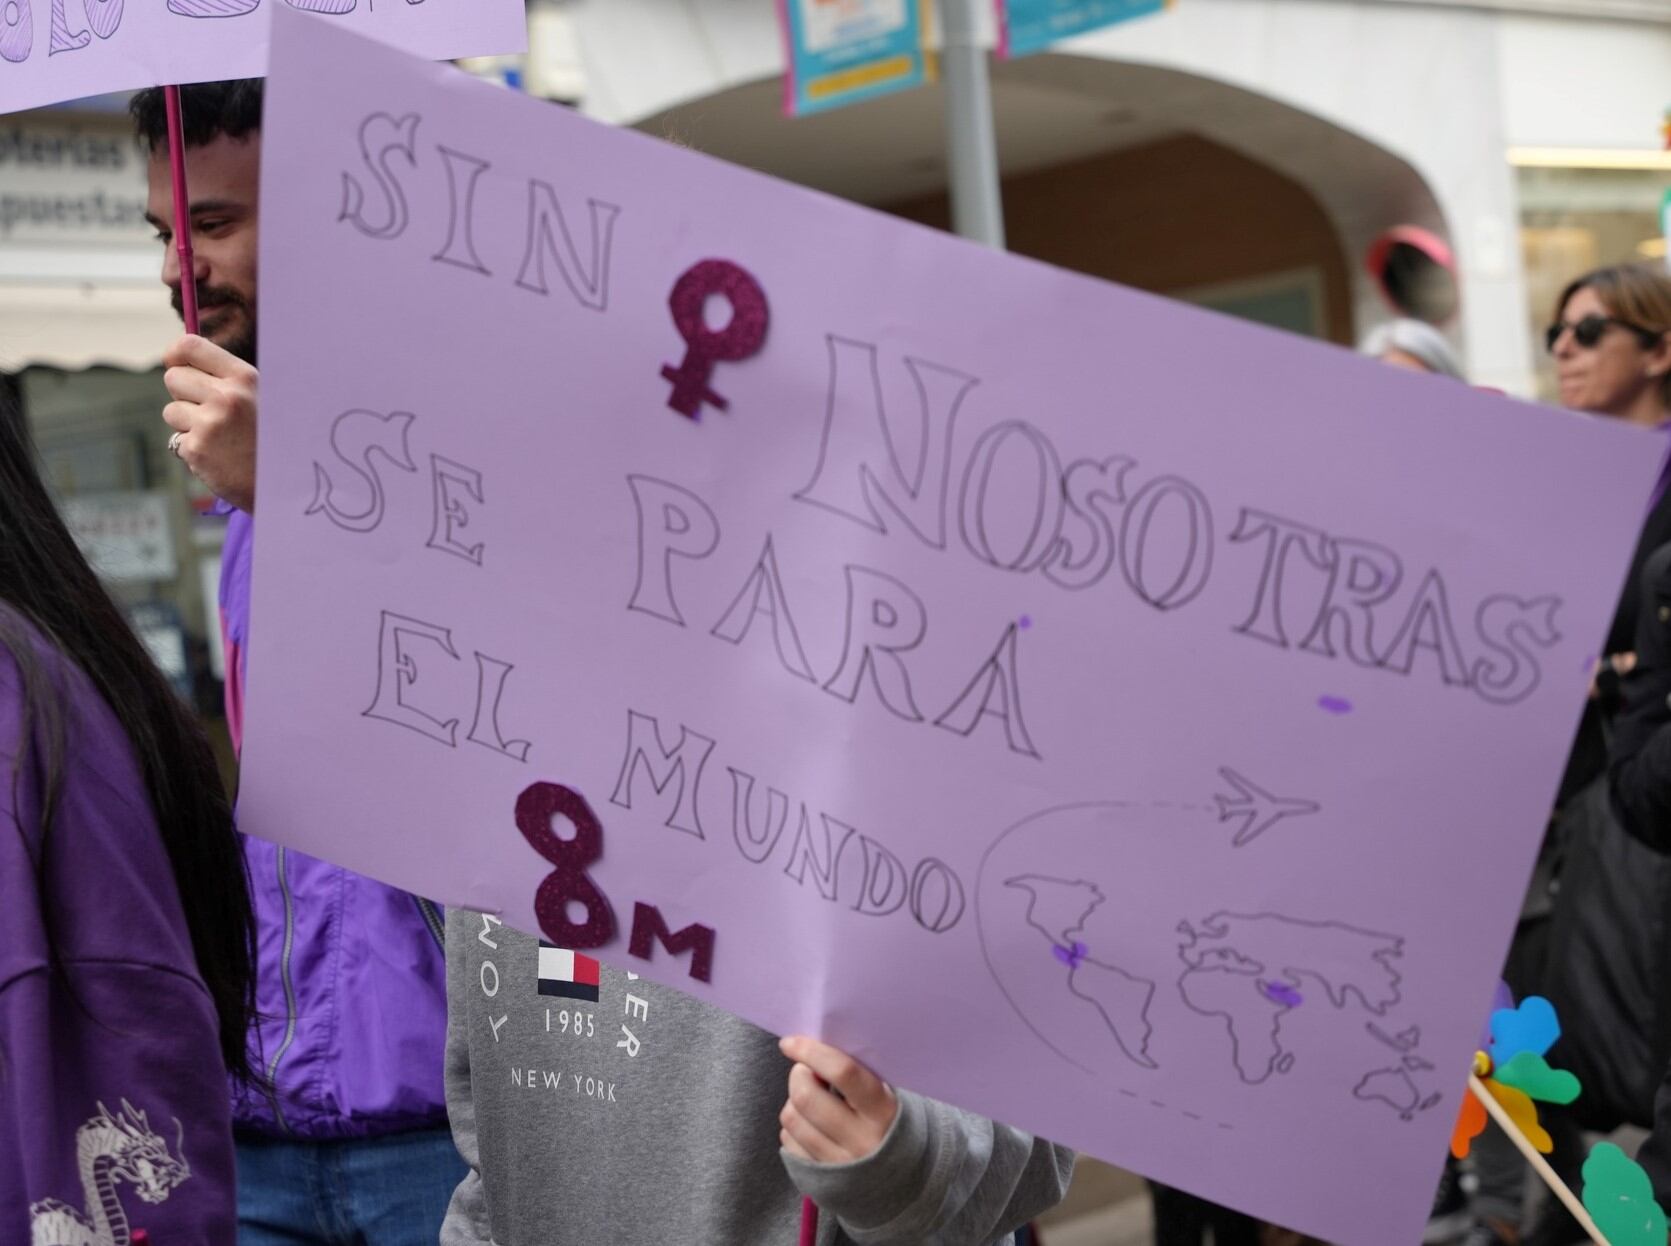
[[1369, 0, 1670, 18], [568, 0, 782, 126], [1496, 12, 1671, 149]]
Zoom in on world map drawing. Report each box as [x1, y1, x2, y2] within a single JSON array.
[[978, 796, 1446, 1123]]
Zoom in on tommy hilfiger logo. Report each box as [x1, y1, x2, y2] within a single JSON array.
[[538, 941, 600, 1003]]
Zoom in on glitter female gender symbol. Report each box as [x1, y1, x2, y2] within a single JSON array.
[[660, 259, 769, 420]]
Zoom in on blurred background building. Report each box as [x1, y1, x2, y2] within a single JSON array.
[[558, 0, 1669, 398], [1, 0, 1667, 753]]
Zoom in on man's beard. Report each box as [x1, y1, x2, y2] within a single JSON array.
[[173, 283, 257, 366]]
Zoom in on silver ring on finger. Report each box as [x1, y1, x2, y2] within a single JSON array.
[[168, 431, 184, 458]]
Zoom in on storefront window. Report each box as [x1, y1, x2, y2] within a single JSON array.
[[1519, 163, 1671, 403], [17, 365, 233, 768]]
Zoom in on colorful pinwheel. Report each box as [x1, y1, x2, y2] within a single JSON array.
[[1451, 995, 1581, 1159], [1451, 992, 1670, 1245]]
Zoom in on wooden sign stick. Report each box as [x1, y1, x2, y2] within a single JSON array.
[[1468, 1075, 1609, 1246]]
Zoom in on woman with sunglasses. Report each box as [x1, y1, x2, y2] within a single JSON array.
[[0, 386, 255, 1243], [1548, 264, 1671, 429], [1546, 265, 1671, 786]]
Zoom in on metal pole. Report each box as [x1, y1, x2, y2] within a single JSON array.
[[940, 0, 1005, 249]]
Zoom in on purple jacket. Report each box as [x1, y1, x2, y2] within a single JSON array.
[[0, 614, 236, 1244], [222, 510, 450, 1138]]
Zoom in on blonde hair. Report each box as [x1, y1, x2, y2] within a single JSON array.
[[1557, 264, 1671, 407]]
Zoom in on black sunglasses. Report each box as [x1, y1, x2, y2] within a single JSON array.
[[1545, 313, 1660, 354]]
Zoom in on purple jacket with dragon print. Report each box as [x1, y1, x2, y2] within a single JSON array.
[[0, 610, 236, 1245]]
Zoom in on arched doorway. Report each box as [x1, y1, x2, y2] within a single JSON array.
[[638, 54, 1451, 348]]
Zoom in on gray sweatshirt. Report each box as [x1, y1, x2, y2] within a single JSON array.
[[442, 909, 1074, 1246]]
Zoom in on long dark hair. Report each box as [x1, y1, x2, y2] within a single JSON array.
[[0, 386, 255, 1082]]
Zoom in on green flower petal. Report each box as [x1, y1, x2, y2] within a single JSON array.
[[1493, 1051, 1581, 1105], [1582, 1142, 1668, 1246]]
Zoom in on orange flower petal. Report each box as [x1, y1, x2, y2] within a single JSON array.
[[1452, 1089, 1487, 1159]]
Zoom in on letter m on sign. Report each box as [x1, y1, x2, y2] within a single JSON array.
[[609, 710, 715, 840], [628, 902, 715, 983]]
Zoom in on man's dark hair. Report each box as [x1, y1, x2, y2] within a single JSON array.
[[129, 79, 264, 153]]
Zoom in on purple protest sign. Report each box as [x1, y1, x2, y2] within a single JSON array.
[[243, 11, 1659, 1242], [0, 0, 524, 116]]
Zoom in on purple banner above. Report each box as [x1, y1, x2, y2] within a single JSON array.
[[243, 11, 1660, 1243], [0, 0, 525, 117]]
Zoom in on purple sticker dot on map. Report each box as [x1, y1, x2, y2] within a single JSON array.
[[1051, 940, 1087, 969], [1019, 615, 1032, 630], [1262, 981, 1304, 1008], [1318, 696, 1352, 715]]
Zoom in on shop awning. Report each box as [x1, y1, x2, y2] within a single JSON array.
[[0, 282, 177, 372]]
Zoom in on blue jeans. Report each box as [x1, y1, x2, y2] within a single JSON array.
[[236, 1128, 465, 1246]]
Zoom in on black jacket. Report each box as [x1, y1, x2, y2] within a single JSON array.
[[1640, 1065, 1671, 1215], [1609, 541, 1671, 851], [1609, 543, 1671, 1170], [1557, 479, 1671, 807], [1539, 540, 1671, 1130]]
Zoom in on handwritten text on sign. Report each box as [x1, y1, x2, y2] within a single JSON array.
[[0, 0, 524, 116], [241, 13, 1659, 1245]]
